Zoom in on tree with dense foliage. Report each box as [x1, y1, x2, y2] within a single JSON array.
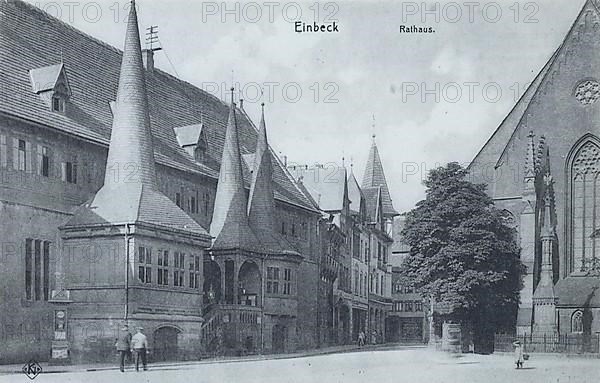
[[399, 163, 525, 351]]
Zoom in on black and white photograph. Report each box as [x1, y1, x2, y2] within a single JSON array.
[[0, 0, 599, 382]]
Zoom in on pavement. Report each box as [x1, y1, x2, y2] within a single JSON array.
[[3, 345, 599, 383], [0, 342, 402, 375]]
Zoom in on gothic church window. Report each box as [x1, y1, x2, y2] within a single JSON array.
[[570, 140, 600, 273], [571, 310, 583, 333]]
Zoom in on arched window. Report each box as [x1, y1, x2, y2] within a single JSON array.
[[569, 140, 600, 273], [571, 310, 584, 333]]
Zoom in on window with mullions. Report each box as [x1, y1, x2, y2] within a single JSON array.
[[283, 268, 292, 295], [138, 246, 152, 284], [174, 252, 185, 287], [189, 255, 200, 289], [266, 266, 279, 294], [25, 239, 50, 301], [157, 250, 169, 286]]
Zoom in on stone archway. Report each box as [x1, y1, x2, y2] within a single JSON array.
[[153, 326, 181, 362], [203, 260, 222, 305], [238, 261, 261, 306]]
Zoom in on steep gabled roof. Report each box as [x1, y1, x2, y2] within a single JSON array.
[[362, 139, 398, 217], [0, 0, 316, 212], [469, 0, 600, 182], [347, 168, 364, 215]]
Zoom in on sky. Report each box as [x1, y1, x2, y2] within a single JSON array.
[[26, 0, 585, 213]]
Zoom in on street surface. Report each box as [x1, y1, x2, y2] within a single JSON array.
[[2, 346, 598, 383]]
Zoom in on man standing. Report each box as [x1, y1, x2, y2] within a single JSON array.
[[115, 325, 132, 372], [131, 327, 149, 371]]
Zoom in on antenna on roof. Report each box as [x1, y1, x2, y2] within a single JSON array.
[[145, 26, 162, 52]]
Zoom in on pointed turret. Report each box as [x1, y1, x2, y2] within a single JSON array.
[[532, 170, 558, 336], [247, 104, 299, 254], [362, 135, 398, 218], [104, 0, 157, 191], [65, 1, 208, 236], [210, 89, 258, 250], [248, 103, 276, 231], [537, 171, 556, 291]]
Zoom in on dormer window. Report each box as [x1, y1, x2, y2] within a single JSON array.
[[52, 96, 65, 113], [29, 63, 71, 114], [173, 123, 207, 163]]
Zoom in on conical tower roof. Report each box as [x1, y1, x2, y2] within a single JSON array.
[[64, 1, 208, 237], [362, 136, 398, 217], [210, 90, 259, 250], [104, 0, 156, 191]]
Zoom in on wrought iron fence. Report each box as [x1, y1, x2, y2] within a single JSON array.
[[495, 333, 600, 354]]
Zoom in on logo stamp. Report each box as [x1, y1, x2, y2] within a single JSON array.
[[22, 360, 42, 380]]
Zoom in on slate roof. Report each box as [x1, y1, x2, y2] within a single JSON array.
[[210, 100, 259, 250], [362, 186, 381, 223], [247, 105, 298, 255], [63, 2, 208, 238], [0, 0, 316, 212], [362, 141, 399, 217], [468, 0, 600, 183], [555, 276, 600, 308], [65, 184, 210, 236], [347, 169, 364, 215]]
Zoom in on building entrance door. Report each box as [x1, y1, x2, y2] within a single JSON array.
[[272, 324, 286, 353], [153, 327, 180, 361]]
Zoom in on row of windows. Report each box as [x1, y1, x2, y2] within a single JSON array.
[[353, 269, 369, 298], [266, 266, 293, 295], [393, 301, 423, 312], [24, 239, 51, 302], [394, 284, 416, 294], [174, 187, 211, 217], [280, 220, 309, 240], [370, 273, 387, 296], [137, 246, 201, 289], [0, 134, 86, 184]]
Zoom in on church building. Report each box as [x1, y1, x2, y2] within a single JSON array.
[[469, 0, 600, 341]]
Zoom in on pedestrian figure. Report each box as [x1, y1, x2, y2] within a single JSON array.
[[513, 340, 524, 369], [115, 325, 132, 372], [132, 327, 149, 372], [358, 331, 365, 347], [371, 330, 377, 345]]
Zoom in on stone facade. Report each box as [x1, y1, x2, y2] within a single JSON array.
[[0, 0, 321, 363], [469, 0, 600, 341]]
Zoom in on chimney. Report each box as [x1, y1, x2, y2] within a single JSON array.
[[239, 99, 244, 110], [142, 49, 154, 72]]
